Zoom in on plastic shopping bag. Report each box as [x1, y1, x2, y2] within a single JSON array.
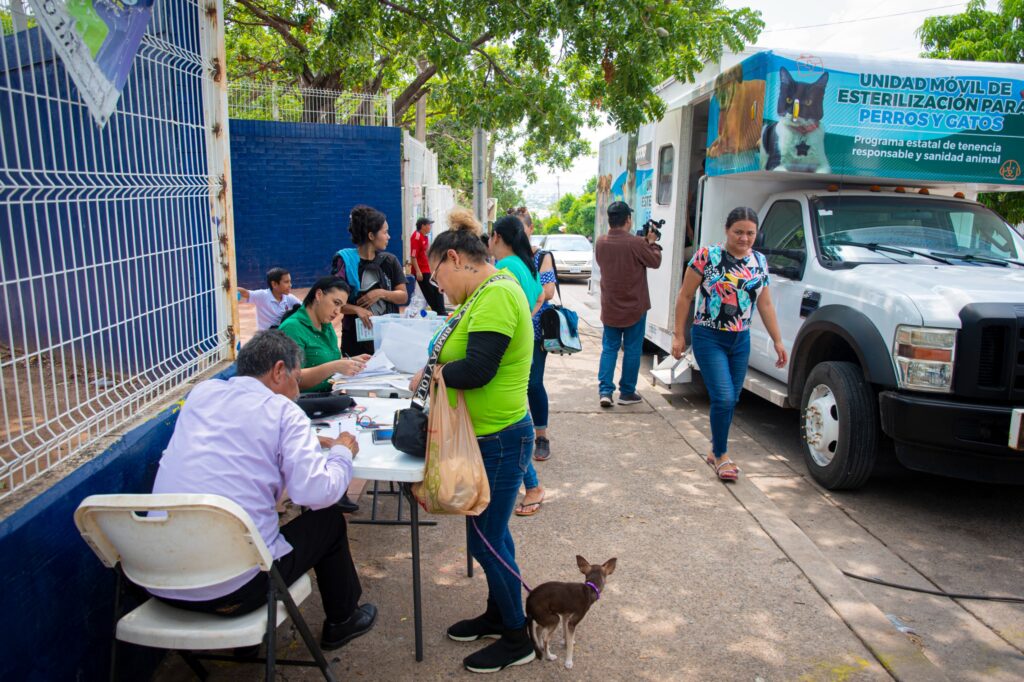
[[411, 371, 490, 515]]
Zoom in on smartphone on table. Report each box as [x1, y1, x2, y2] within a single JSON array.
[[371, 429, 394, 444]]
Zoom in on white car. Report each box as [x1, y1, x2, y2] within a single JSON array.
[[535, 234, 593, 281]]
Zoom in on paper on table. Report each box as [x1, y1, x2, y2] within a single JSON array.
[[361, 351, 395, 374], [330, 351, 397, 384], [310, 415, 358, 441]]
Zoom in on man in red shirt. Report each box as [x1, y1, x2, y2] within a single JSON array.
[[410, 217, 447, 315]]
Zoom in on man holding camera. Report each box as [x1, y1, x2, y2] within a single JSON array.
[[594, 201, 663, 406]]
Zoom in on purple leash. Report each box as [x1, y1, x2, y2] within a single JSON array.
[[470, 517, 532, 593]]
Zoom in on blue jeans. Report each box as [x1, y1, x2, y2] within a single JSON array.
[[466, 414, 534, 629], [690, 325, 750, 457], [528, 339, 548, 430], [598, 314, 646, 396], [523, 339, 547, 491]]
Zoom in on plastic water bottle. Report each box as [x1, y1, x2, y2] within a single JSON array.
[[404, 287, 427, 318]]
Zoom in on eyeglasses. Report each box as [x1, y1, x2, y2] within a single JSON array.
[[429, 258, 446, 287]]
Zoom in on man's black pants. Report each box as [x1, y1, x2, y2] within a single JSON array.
[[417, 277, 447, 316], [157, 506, 361, 624]]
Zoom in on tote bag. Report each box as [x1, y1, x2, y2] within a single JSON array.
[[411, 370, 490, 515], [539, 255, 583, 354]]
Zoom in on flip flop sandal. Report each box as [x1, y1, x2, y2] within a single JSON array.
[[514, 494, 545, 516], [706, 454, 740, 482]]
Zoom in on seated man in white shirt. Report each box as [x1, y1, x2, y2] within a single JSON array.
[[149, 330, 377, 650], [239, 267, 303, 330]]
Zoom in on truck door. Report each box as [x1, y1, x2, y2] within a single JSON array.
[[749, 199, 809, 380]]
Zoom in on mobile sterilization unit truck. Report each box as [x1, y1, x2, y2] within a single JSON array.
[[594, 48, 1024, 489]]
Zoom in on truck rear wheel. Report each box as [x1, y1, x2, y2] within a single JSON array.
[[800, 361, 877, 490]]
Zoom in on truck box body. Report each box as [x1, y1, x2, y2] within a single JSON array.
[[595, 49, 1024, 487]]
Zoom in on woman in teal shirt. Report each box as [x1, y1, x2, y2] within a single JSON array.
[[488, 215, 548, 518], [489, 216, 543, 315], [278, 276, 370, 392]]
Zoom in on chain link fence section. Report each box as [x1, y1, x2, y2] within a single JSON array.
[[0, 0, 232, 500], [228, 81, 393, 126]]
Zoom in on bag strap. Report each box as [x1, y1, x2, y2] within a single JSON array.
[[539, 250, 564, 306], [410, 273, 514, 406]]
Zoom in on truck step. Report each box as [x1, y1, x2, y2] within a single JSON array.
[[650, 352, 695, 388], [743, 367, 789, 407]]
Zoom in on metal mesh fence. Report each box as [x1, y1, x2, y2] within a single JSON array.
[[0, 0, 231, 500], [227, 80, 392, 126]]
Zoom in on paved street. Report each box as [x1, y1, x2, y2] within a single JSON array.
[[156, 281, 1023, 681]]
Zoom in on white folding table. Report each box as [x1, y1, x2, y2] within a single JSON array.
[[312, 397, 428, 661]]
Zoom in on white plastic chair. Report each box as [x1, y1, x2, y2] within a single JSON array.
[[74, 493, 336, 681]]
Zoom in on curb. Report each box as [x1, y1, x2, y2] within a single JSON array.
[[636, 379, 948, 682]]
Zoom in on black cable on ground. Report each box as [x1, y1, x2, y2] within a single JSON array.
[[842, 570, 1024, 604]]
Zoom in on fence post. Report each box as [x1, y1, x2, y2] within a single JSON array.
[[199, 0, 239, 360], [271, 83, 279, 121], [386, 92, 394, 127]]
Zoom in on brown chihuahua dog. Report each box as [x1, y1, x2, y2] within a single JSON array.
[[526, 555, 617, 669]]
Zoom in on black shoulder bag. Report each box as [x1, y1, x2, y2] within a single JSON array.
[[392, 274, 512, 457]]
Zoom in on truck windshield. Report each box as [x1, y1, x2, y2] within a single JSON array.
[[811, 195, 1021, 264]]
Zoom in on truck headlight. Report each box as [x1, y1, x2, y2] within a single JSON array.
[[893, 325, 956, 392]]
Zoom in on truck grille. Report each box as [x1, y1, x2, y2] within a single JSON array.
[[977, 326, 1006, 388], [955, 303, 1024, 402]]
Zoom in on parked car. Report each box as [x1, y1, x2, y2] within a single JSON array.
[[534, 234, 594, 280]]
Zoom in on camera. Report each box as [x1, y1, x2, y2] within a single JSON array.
[[641, 218, 665, 241]]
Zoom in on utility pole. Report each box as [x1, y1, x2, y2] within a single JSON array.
[[471, 128, 487, 226], [414, 58, 427, 143], [556, 176, 561, 206]]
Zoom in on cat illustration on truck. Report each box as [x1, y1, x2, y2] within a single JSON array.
[[594, 48, 1024, 490]]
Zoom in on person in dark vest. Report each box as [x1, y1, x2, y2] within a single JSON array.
[[332, 205, 408, 357]]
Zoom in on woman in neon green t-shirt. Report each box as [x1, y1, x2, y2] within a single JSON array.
[[413, 208, 536, 672]]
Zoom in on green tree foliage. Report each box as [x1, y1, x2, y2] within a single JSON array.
[[540, 214, 564, 234], [545, 179, 597, 237], [556, 192, 577, 216], [492, 165, 526, 214], [919, 0, 1024, 223], [226, 0, 762, 177], [563, 192, 597, 238]]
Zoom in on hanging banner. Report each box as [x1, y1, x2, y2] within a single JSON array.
[[705, 49, 1024, 186], [28, 0, 155, 127]]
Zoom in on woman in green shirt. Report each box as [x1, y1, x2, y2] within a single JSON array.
[[414, 209, 536, 673], [278, 277, 370, 393]]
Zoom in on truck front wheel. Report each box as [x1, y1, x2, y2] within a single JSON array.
[[800, 361, 877, 490]]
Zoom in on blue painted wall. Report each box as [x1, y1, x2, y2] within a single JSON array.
[[230, 121, 404, 288], [0, 366, 237, 682]]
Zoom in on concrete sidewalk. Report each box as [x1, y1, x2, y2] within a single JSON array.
[[156, 287, 924, 680]]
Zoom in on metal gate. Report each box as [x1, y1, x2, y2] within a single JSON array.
[[0, 0, 235, 501]]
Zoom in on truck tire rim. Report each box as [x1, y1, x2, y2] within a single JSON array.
[[804, 384, 840, 467]]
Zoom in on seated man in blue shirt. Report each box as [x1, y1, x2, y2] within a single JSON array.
[[149, 330, 376, 650]]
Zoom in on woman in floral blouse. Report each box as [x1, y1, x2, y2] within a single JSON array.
[[670, 207, 787, 481]]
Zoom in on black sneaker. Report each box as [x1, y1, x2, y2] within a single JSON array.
[[447, 612, 503, 642], [463, 626, 536, 673], [533, 437, 551, 461], [320, 603, 377, 650], [618, 392, 643, 405], [336, 493, 359, 514], [599, 394, 613, 408]]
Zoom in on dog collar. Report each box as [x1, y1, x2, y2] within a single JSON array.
[[585, 581, 601, 600]]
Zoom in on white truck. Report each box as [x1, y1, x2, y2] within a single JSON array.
[[595, 49, 1024, 489]]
